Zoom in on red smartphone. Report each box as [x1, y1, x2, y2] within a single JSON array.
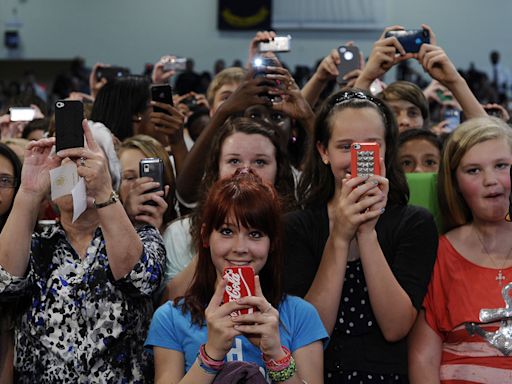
[[223, 266, 255, 316], [350, 143, 381, 177]]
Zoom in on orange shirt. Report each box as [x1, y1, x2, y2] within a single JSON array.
[[424, 235, 512, 383]]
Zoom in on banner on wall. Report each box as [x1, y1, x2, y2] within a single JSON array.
[[218, 0, 272, 30]]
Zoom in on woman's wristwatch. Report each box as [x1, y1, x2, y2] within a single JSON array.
[[93, 191, 120, 209]]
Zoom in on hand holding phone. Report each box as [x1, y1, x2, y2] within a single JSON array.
[[151, 84, 174, 115], [139, 158, 164, 206], [223, 266, 255, 316], [350, 143, 381, 178], [336, 46, 361, 84], [384, 29, 430, 53], [55, 100, 84, 152]]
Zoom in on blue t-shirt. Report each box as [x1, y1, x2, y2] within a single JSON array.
[[145, 295, 328, 375]]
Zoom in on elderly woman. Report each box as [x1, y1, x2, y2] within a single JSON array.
[[0, 120, 165, 382]]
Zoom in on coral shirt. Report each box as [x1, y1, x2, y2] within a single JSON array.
[[424, 235, 512, 383]]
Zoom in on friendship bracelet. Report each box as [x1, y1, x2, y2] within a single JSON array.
[[199, 344, 225, 370], [203, 343, 224, 362], [196, 356, 219, 375], [263, 346, 292, 371], [267, 358, 297, 382]]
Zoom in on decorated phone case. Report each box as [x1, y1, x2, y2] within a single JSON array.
[[223, 266, 255, 316], [350, 142, 381, 177]]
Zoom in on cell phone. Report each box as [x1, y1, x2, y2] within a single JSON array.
[[95, 66, 130, 82], [163, 57, 187, 72], [223, 266, 256, 316], [139, 158, 164, 206], [444, 108, 461, 132], [258, 35, 292, 52], [337, 46, 361, 84], [151, 84, 174, 115], [9, 107, 36, 122], [252, 56, 281, 102], [350, 143, 381, 177], [384, 29, 430, 53], [54, 100, 84, 152]]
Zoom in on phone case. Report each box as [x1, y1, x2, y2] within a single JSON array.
[[385, 29, 430, 53], [337, 46, 360, 84], [350, 143, 381, 177], [139, 158, 164, 206], [258, 36, 291, 52], [95, 66, 130, 82], [151, 84, 174, 114], [223, 266, 255, 316], [55, 100, 84, 152]]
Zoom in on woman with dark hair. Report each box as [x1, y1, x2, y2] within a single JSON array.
[[0, 143, 22, 383], [284, 90, 438, 382], [146, 171, 327, 383], [90, 75, 188, 179], [0, 143, 21, 231], [161, 117, 296, 289]]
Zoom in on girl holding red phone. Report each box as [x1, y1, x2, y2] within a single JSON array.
[[145, 170, 327, 383], [285, 90, 438, 382]]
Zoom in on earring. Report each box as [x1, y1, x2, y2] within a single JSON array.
[[290, 135, 297, 144], [323, 159, 329, 165]]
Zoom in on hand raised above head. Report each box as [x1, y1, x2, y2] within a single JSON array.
[[57, 120, 112, 202], [19, 137, 61, 199]]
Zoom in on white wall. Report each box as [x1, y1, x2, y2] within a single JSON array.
[[1, 0, 510, 81]]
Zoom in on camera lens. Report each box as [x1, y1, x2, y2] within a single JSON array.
[[344, 51, 354, 60]]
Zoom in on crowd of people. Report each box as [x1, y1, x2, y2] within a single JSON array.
[[1, 24, 512, 383]]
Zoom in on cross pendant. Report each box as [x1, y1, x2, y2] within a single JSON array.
[[497, 270, 506, 286]]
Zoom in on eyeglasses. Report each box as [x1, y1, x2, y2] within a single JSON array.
[[0, 176, 18, 188]]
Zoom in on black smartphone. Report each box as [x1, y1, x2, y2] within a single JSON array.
[[337, 46, 360, 84], [55, 100, 84, 152], [139, 158, 164, 206], [385, 29, 430, 53], [486, 107, 503, 119], [95, 66, 130, 82], [151, 84, 174, 115]]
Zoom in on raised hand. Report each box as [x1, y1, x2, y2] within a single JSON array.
[[204, 279, 246, 360], [123, 177, 168, 230], [57, 120, 113, 202], [231, 276, 285, 359], [20, 137, 61, 199]]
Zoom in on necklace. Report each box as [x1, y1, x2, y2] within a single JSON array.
[[473, 225, 512, 287]]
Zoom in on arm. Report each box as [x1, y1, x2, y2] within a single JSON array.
[[57, 121, 144, 280], [418, 25, 486, 119], [408, 310, 442, 383], [161, 256, 197, 303], [301, 48, 340, 107], [150, 101, 188, 177], [304, 176, 386, 333], [0, 138, 60, 276], [89, 63, 108, 99], [354, 25, 414, 90], [175, 75, 271, 203]]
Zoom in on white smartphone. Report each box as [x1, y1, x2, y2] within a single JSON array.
[[9, 107, 36, 122]]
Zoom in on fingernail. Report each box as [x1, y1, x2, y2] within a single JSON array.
[[372, 180, 379, 185]]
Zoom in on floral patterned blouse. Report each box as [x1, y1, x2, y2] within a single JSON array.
[[0, 223, 165, 383]]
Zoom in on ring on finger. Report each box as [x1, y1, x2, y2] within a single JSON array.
[[78, 157, 86, 167]]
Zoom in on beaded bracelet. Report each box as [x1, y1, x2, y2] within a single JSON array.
[[263, 346, 292, 371], [267, 358, 297, 382]]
